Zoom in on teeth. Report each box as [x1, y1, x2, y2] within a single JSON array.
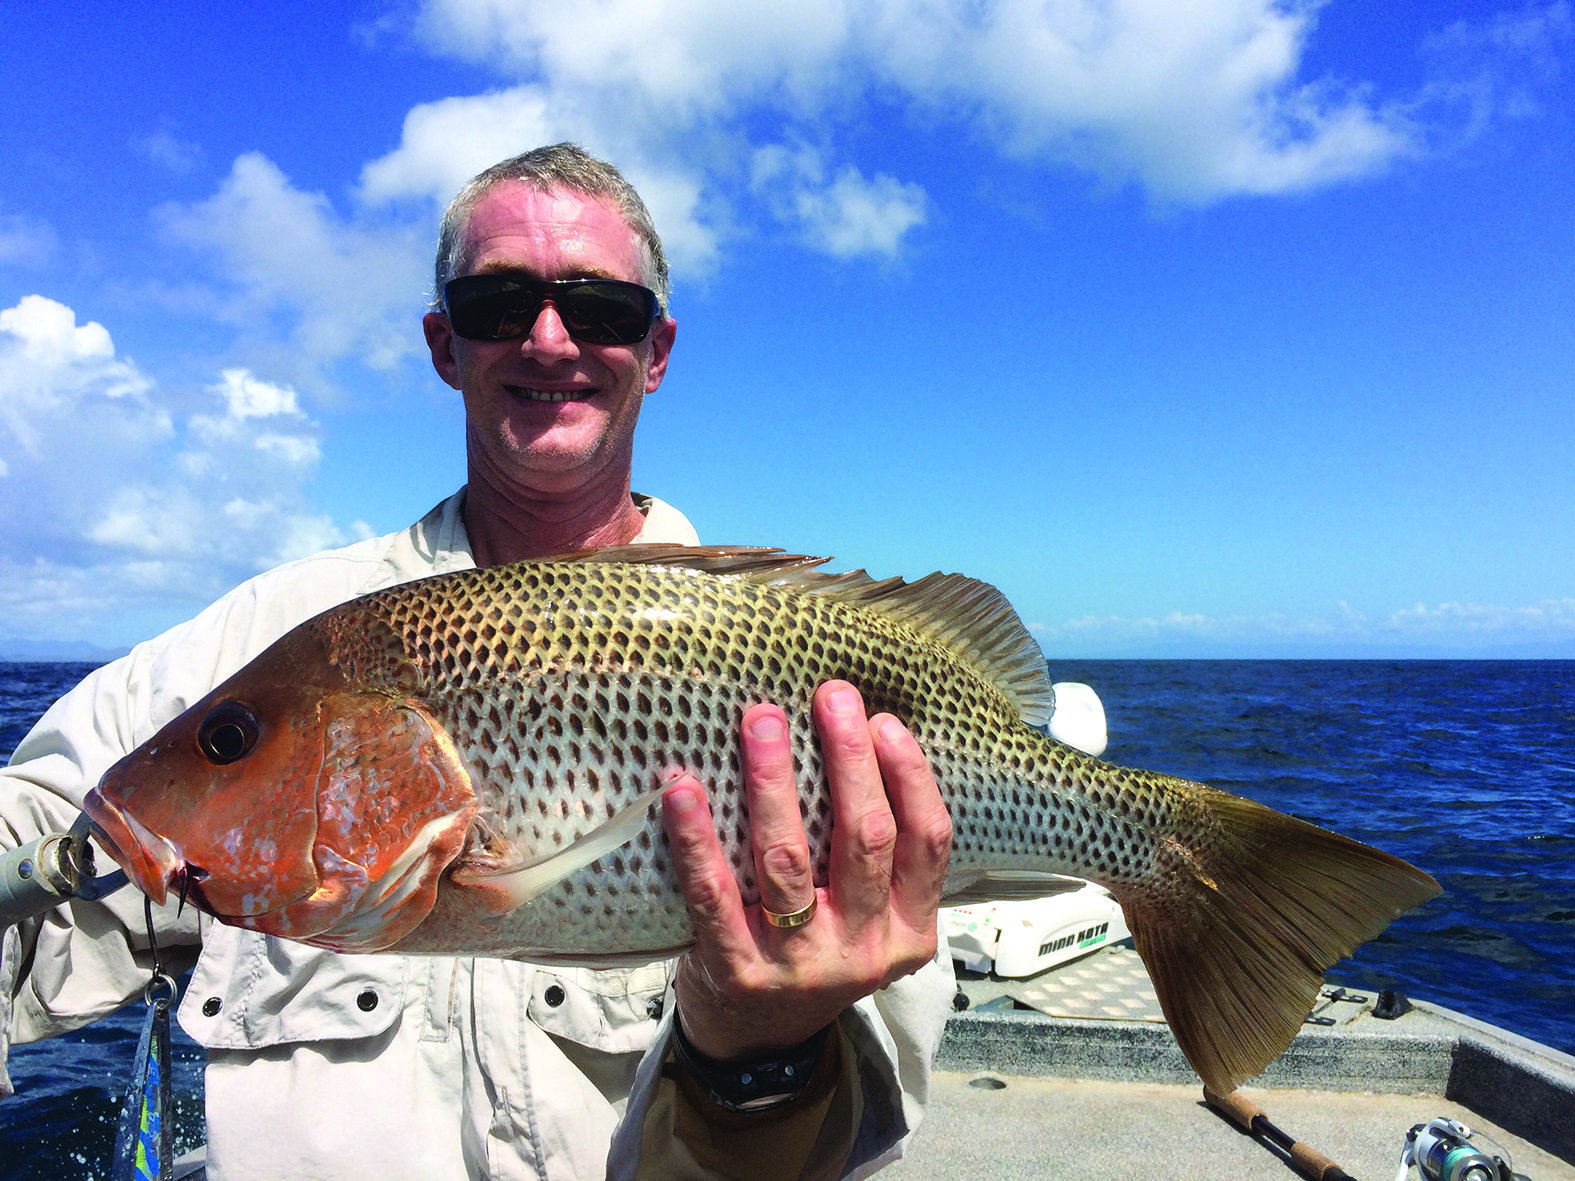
[[514, 387, 591, 403]]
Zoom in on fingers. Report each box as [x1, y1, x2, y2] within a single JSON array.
[[661, 775, 755, 969], [667, 688, 950, 1062], [872, 714, 952, 937], [816, 682, 899, 931], [738, 703, 817, 921]]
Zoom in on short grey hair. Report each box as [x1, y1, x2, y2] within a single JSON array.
[[431, 143, 671, 318]]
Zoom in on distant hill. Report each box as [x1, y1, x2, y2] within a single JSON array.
[[0, 640, 131, 663]]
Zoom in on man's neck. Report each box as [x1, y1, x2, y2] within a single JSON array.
[[462, 468, 647, 567]]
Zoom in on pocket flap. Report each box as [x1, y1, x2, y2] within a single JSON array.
[[179, 924, 405, 1050], [525, 962, 671, 1056]]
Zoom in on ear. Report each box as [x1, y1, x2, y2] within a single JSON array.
[[643, 316, 677, 394], [423, 312, 463, 390]]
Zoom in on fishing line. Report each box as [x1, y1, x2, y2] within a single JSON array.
[[110, 895, 179, 1181]]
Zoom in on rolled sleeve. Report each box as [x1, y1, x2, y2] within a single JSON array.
[[609, 933, 955, 1180]]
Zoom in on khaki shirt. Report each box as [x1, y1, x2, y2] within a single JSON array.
[[1, 491, 955, 1179]]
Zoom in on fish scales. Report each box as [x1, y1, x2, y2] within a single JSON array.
[[347, 557, 1127, 957], [84, 545, 1441, 1092]]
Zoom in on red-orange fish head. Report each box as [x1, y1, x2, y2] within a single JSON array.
[[84, 618, 479, 950]]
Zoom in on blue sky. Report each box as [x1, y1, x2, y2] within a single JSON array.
[[2, 1, 1572, 659]]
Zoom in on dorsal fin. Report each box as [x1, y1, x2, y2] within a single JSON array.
[[538, 545, 1055, 727]]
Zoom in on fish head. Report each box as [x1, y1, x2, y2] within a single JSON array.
[[84, 618, 479, 951]]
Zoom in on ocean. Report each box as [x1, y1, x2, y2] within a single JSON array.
[[2, 658, 1573, 1178]]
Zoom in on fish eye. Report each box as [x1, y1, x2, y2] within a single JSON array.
[[197, 702, 259, 765]]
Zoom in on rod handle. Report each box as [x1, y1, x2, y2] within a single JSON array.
[[1203, 1086, 1357, 1181]]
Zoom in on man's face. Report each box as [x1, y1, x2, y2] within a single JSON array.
[[423, 182, 676, 499]]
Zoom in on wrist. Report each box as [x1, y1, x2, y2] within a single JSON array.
[[671, 1017, 832, 1113]]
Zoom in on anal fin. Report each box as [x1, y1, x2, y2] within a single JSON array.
[[940, 869, 1089, 906]]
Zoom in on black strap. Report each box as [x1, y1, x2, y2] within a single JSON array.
[[671, 1017, 832, 1114]]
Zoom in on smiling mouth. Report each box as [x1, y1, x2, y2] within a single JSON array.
[[508, 386, 594, 403]]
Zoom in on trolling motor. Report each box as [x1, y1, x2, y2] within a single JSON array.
[[0, 813, 127, 926], [1397, 1117, 1524, 1181]]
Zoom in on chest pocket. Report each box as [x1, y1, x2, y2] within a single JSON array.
[[524, 962, 673, 1057], [178, 925, 405, 1050]]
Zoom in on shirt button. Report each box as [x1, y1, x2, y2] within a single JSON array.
[[357, 989, 379, 1012], [202, 997, 223, 1017], [544, 984, 565, 1007]]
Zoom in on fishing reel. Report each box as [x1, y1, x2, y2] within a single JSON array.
[[1397, 1117, 1522, 1181], [0, 813, 127, 927]]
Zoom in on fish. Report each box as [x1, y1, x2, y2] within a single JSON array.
[[83, 545, 1441, 1092]]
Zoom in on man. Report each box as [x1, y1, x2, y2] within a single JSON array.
[[1, 144, 957, 1179]]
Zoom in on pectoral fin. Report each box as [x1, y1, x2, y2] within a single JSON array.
[[451, 786, 666, 914]]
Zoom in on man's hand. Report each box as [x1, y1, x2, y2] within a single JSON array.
[[661, 681, 953, 1062]]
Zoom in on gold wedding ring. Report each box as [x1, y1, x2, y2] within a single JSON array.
[[762, 895, 818, 930]]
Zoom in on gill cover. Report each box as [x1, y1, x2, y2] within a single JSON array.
[[242, 692, 478, 950]]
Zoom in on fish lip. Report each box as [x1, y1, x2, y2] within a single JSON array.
[[79, 789, 182, 907]]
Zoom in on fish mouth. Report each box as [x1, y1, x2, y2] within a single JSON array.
[[80, 789, 185, 907]]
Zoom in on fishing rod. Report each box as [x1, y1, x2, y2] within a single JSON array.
[[1203, 1085, 1358, 1181], [1204, 1087, 1531, 1181]]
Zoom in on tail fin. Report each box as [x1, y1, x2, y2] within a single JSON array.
[[1114, 785, 1440, 1093]]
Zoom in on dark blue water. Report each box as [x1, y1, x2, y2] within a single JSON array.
[[2, 660, 1573, 1177], [1, 664, 206, 1181], [1051, 660, 1575, 1058]]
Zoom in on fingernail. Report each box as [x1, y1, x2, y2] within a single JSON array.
[[828, 686, 860, 715], [748, 714, 785, 742], [665, 783, 701, 813], [878, 717, 907, 745]]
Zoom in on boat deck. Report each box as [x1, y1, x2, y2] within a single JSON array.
[[889, 1074, 1573, 1181], [886, 946, 1575, 1180]]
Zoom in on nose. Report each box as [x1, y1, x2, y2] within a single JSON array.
[[518, 299, 579, 363]]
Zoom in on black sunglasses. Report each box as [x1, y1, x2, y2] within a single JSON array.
[[443, 273, 660, 346]]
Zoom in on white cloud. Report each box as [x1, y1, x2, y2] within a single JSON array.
[[130, 0, 1553, 386], [374, 1, 930, 265], [1415, 2, 1573, 145], [357, 86, 720, 275], [154, 0, 1522, 365], [412, 0, 854, 121], [1034, 596, 1575, 655], [752, 144, 926, 257], [0, 296, 354, 645], [359, 87, 565, 208], [209, 367, 305, 421], [0, 210, 56, 267], [1387, 598, 1575, 637], [133, 125, 204, 174], [156, 153, 431, 380], [405, 0, 1418, 218], [862, 0, 1412, 200], [0, 295, 165, 461]]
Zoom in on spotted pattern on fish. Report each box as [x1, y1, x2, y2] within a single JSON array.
[[86, 545, 1441, 1092]]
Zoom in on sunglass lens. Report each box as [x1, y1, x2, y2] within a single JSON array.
[[443, 280, 530, 341], [557, 283, 655, 345]]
